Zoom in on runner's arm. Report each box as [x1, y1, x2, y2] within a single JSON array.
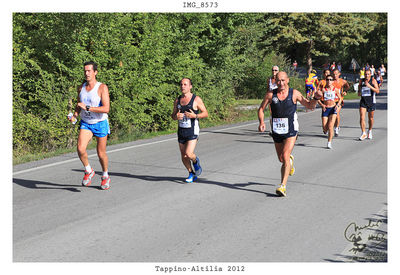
[[189, 96, 208, 119], [77, 84, 110, 114], [296, 89, 321, 110], [258, 92, 272, 132], [171, 98, 180, 120], [335, 88, 343, 107], [371, 79, 380, 94], [73, 85, 83, 117], [342, 80, 349, 96], [358, 79, 362, 96]]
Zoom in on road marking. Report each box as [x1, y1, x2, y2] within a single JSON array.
[[13, 122, 259, 176]]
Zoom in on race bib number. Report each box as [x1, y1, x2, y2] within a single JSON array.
[[179, 115, 192, 128], [361, 87, 371, 97], [272, 118, 289, 134], [324, 90, 336, 101]]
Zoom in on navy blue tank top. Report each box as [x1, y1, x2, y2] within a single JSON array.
[[177, 94, 199, 134], [270, 88, 298, 135], [360, 78, 376, 105]]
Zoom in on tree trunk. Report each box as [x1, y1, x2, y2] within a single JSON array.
[[307, 40, 313, 74]]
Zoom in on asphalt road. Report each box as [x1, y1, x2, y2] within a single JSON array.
[[13, 83, 387, 263]]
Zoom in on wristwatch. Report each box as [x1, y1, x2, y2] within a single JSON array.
[[86, 105, 90, 111]]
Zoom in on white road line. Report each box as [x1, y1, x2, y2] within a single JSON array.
[[13, 121, 259, 176]]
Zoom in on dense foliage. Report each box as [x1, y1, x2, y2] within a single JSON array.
[[13, 13, 387, 158]]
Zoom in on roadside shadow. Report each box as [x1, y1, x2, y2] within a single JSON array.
[[12, 178, 93, 192]]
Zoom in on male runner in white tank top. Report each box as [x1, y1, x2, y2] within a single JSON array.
[[68, 61, 111, 190]]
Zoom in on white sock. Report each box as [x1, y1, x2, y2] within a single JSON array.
[[102, 171, 109, 178], [85, 164, 92, 172]]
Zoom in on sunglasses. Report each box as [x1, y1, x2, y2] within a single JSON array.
[[272, 69, 279, 71], [326, 79, 334, 81]]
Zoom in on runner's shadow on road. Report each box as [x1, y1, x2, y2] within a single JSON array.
[[13, 178, 88, 192], [235, 139, 275, 144], [93, 170, 280, 197], [298, 132, 361, 142], [195, 179, 280, 197], [203, 129, 261, 137], [102, 171, 186, 185]]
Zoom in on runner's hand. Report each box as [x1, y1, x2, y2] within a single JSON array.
[[184, 109, 196, 118], [258, 123, 266, 132], [176, 110, 184, 120]]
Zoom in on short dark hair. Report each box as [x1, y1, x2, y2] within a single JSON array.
[[84, 61, 98, 72], [180, 78, 192, 85]]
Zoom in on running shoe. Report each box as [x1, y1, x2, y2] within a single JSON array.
[[82, 168, 95, 187], [359, 132, 367, 141], [185, 172, 198, 183], [323, 130, 327, 135], [100, 176, 110, 190], [289, 155, 295, 176], [193, 157, 202, 177], [276, 184, 287, 197], [327, 141, 332, 149], [368, 130, 373, 139], [334, 127, 339, 137]]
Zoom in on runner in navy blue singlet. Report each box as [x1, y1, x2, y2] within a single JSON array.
[[171, 78, 209, 183], [258, 72, 322, 197], [358, 70, 380, 140]]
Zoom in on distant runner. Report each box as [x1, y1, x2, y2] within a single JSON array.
[[332, 69, 349, 137], [305, 69, 319, 100], [318, 75, 342, 149], [358, 70, 380, 140]]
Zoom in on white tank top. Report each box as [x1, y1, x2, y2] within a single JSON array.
[[269, 78, 278, 91], [323, 87, 336, 101], [79, 82, 108, 124]]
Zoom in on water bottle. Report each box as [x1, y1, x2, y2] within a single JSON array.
[[68, 112, 77, 124]]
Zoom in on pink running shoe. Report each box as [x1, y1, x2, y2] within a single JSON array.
[[101, 176, 110, 190], [82, 169, 95, 187]]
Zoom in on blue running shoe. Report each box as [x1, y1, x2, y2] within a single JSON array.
[[193, 157, 202, 177], [185, 172, 197, 183]]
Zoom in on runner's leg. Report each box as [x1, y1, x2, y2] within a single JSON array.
[[96, 136, 109, 173], [179, 140, 197, 172], [77, 129, 93, 167], [328, 114, 337, 142], [274, 136, 296, 186], [368, 110, 375, 131], [359, 107, 367, 133]]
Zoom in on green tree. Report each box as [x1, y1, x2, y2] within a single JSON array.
[[263, 13, 374, 73]]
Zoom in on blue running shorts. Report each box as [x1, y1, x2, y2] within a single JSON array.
[[80, 119, 110, 137], [321, 107, 337, 117]]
